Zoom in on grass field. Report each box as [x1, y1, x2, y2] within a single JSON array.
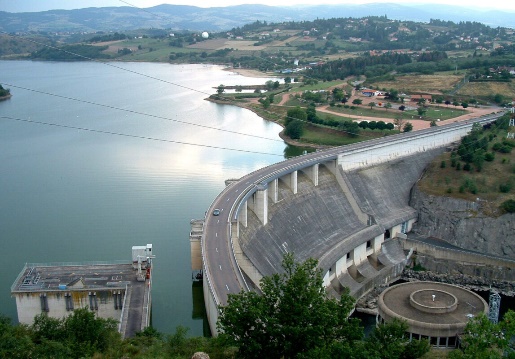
[[322, 104, 467, 121], [417, 129, 515, 215], [456, 81, 515, 98], [371, 74, 463, 94], [299, 124, 385, 146]]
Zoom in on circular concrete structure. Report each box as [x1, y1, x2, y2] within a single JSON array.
[[378, 281, 488, 347], [409, 289, 458, 314]]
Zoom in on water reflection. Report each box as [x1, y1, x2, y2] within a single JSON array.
[[191, 282, 211, 337], [284, 144, 316, 158]]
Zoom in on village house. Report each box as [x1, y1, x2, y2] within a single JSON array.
[[410, 94, 433, 103]]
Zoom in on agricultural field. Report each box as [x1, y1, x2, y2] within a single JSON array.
[[457, 81, 515, 98], [370, 74, 463, 94]]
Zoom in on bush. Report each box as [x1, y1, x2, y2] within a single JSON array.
[[440, 161, 446, 168], [463, 163, 471, 171], [499, 183, 512, 193], [501, 199, 515, 213], [493, 142, 512, 153], [484, 152, 495, 162]]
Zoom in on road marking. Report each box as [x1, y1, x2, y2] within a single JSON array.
[[219, 265, 222, 270], [217, 220, 219, 223], [216, 248, 218, 252], [226, 285, 230, 291], [215, 233, 218, 237]]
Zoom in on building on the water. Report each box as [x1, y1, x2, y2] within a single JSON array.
[[11, 244, 154, 338]]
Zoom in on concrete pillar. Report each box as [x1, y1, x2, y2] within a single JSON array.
[[373, 233, 384, 252], [302, 163, 319, 186], [268, 178, 278, 203], [253, 185, 268, 225], [238, 201, 248, 228], [335, 255, 347, 275], [353, 243, 367, 265], [290, 171, 298, 194]]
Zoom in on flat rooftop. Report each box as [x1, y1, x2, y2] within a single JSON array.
[[379, 281, 488, 326], [11, 261, 139, 293], [11, 261, 152, 338]]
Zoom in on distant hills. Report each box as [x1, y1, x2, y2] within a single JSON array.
[[0, 3, 513, 33]]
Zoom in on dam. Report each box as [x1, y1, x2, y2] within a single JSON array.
[[190, 113, 505, 335]]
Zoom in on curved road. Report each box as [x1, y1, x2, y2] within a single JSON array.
[[202, 113, 504, 307]]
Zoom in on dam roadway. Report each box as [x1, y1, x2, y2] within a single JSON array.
[[201, 113, 504, 311]]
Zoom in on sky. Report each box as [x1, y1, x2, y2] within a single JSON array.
[[1, 0, 514, 13]]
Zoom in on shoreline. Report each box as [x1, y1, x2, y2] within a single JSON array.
[[223, 67, 279, 79], [206, 96, 326, 150]]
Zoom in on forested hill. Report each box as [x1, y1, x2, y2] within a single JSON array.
[[0, 3, 513, 33]]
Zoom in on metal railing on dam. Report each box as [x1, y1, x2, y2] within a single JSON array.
[[201, 112, 505, 335]]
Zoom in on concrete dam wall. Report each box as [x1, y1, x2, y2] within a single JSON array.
[[238, 148, 445, 290]]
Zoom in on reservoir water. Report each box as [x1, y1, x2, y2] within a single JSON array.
[[0, 60, 300, 336]]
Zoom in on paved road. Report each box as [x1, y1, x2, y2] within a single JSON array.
[[202, 113, 505, 307]]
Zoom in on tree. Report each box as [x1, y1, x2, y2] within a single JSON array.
[[259, 97, 271, 108], [284, 120, 304, 139], [369, 101, 376, 109], [366, 319, 429, 359], [0, 84, 10, 97], [30, 308, 119, 358], [352, 98, 363, 105], [306, 103, 318, 123], [449, 311, 515, 359], [417, 106, 427, 117], [265, 80, 275, 91], [332, 87, 345, 102], [285, 106, 307, 126], [493, 93, 504, 104], [358, 121, 369, 129], [376, 121, 387, 130], [430, 120, 438, 127], [394, 116, 406, 132], [403, 122, 413, 132], [399, 105, 406, 111], [216, 84, 225, 95], [284, 76, 292, 84], [340, 121, 361, 137], [384, 102, 392, 111], [218, 254, 362, 359]]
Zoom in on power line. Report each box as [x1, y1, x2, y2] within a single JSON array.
[[1, 26, 497, 150], [0, 115, 285, 157], [1, 82, 284, 143]]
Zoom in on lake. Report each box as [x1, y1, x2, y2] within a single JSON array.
[[0, 60, 304, 336]]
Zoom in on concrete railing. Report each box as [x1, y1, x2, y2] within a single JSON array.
[[201, 113, 506, 333]]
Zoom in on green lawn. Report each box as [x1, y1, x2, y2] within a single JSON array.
[[324, 104, 468, 121], [300, 124, 389, 146]]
